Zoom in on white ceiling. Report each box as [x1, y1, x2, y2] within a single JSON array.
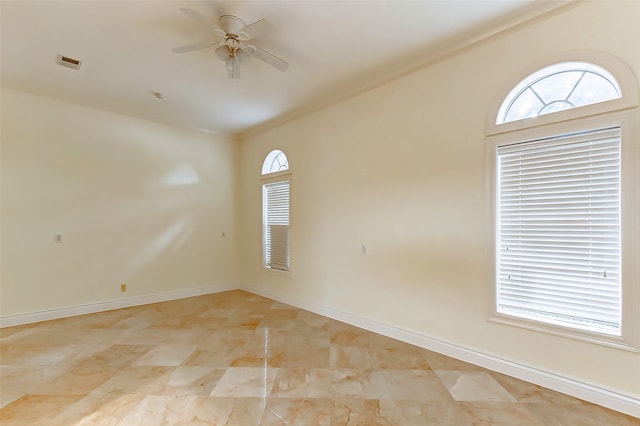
[[1, 1, 566, 137]]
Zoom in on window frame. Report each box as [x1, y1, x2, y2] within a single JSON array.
[[486, 53, 639, 351], [261, 150, 292, 275], [486, 110, 638, 351]]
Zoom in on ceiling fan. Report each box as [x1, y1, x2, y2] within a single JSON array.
[[172, 8, 289, 79]]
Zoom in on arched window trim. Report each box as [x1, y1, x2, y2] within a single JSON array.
[[486, 51, 638, 136]]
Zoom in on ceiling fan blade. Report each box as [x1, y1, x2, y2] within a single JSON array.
[[172, 40, 221, 54], [238, 18, 274, 40], [248, 46, 289, 72], [179, 8, 225, 37]]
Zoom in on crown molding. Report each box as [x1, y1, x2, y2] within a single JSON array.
[[237, 0, 583, 140]]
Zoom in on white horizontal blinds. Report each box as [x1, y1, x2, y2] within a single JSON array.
[[269, 225, 289, 271], [497, 127, 621, 335], [264, 181, 290, 271]]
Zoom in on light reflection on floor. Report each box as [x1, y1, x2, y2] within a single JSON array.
[[0, 290, 637, 425]]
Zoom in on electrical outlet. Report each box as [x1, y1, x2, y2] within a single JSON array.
[[120, 284, 127, 292], [54, 234, 63, 243]]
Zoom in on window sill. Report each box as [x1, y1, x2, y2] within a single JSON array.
[[262, 266, 292, 278], [489, 314, 638, 352]]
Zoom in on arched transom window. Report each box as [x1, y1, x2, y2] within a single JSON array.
[[497, 62, 622, 124], [261, 149, 289, 175]]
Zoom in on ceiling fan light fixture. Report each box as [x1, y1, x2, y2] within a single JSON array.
[[237, 48, 250, 65], [215, 45, 228, 62], [226, 56, 240, 79]]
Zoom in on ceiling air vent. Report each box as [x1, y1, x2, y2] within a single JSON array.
[[56, 54, 82, 70]]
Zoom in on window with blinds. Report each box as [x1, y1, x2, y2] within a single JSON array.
[[496, 127, 621, 335], [263, 180, 290, 271]]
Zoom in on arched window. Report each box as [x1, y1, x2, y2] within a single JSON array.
[[261, 149, 289, 175], [261, 150, 291, 272], [488, 57, 638, 350], [497, 62, 621, 124]]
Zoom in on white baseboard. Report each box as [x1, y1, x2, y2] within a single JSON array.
[[0, 282, 239, 328], [242, 283, 640, 419]]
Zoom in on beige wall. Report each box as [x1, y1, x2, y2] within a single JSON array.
[[1, 88, 239, 315], [239, 1, 640, 396]]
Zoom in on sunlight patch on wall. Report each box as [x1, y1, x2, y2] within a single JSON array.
[[162, 164, 200, 186], [127, 218, 194, 274]]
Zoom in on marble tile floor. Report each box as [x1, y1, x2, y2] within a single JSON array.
[[0, 290, 637, 425]]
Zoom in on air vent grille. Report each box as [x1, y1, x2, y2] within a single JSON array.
[[56, 54, 82, 70]]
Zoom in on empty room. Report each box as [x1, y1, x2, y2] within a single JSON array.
[[1, 0, 639, 424]]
